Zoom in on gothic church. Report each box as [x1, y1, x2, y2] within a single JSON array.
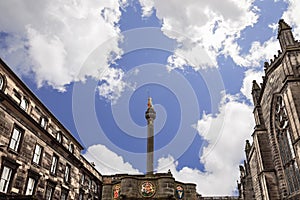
[[239, 19, 300, 200], [0, 19, 300, 200]]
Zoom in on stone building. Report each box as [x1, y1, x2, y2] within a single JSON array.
[[0, 55, 238, 200], [0, 58, 102, 199], [101, 173, 198, 200], [1, 17, 300, 200], [239, 19, 300, 200]]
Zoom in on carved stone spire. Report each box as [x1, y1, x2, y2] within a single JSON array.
[[277, 19, 296, 50], [245, 140, 251, 159], [251, 80, 261, 106]]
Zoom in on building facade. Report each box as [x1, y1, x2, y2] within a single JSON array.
[[1, 18, 300, 200], [0, 59, 102, 199], [239, 19, 300, 200], [101, 172, 198, 200]]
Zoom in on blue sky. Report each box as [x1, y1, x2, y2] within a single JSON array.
[[1, 0, 299, 196]]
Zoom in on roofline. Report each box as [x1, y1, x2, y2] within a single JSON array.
[[0, 57, 84, 150], [80, 154, 103, 177]]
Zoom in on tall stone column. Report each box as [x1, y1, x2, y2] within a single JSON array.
[[145, 97, 156, 174]]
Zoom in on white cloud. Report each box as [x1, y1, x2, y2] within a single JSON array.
[[83, 144, 140, 175], [223, 0, 300, 69], [0, 0, 125, 91], [138, 0, 259, 70], [98, 67, 134, 104], [158, 94, 254, 195], [222, 36, 280, 67], [138, 0, 300, 70], [282, 0, 300, 39], [240, 69, 264, 102], [139, 0, 155, 17]]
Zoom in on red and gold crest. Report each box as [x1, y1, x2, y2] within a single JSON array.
[[140, 181, 155, 197], [112, 184, 120, 199]]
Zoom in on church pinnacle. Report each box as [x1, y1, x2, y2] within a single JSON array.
[[277, 19, 296, 50]]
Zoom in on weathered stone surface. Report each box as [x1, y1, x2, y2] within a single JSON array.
[[0, 58, 102, 199], [240, 19, 300, 200]]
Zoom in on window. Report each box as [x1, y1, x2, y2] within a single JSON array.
[[20, 98, 28, 111], [45, 184, 54, 200], [0, 75, 4, 90], [64, 164, 71, 183], [32, 144, 43, 164], [92, 181, 97, 193], [13, 90, 21, 104], [79, 190, 84, 200], [24, 170, 40, 196], [275, 96, 300, 194], [68, 143, 74, 153], [56, 132, 62, 143], [80, 174, 85, 185], [0, 166, 12, 193], [40, 117, 48, 129], [61, 189, 68, 200], [25, 177, 36, 195], [86, 177, 91, 189], [50, 155, 58, 175], [9, 126, 23, 152]]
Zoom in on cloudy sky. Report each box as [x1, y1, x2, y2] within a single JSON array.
[[1, 0, 300, 196]]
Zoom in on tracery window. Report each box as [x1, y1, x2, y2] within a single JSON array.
[[275, 96, 300, 194]]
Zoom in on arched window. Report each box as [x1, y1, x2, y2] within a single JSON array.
[[0, 75, 4, 90], [275, 96, 300, 194]]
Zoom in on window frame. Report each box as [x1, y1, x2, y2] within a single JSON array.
[[80, 173, 85, 185], [13, 89, 21, 105], [56, 131, 62, 143], [92, 180, 97, 193], [274, 95, 300, 194], [45, 184, 54, 200], [24, 170, 40, 196], [50, 155, 58, 175], [8, 125, 23, 152], [60, 188, 69, 200], [25, 177, 36, 195], [0, 166, 13, 193], [20, 97, 29, 111], [40, 116, 48, 129], [87, 177, 91, 189], [79, 189, 84, 200], [64, 164, 71, 183], [0, 74, 5, 91], [32, 143, 43, 165], [0, 158, 19, 194], [68, 143, 74, 153]]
